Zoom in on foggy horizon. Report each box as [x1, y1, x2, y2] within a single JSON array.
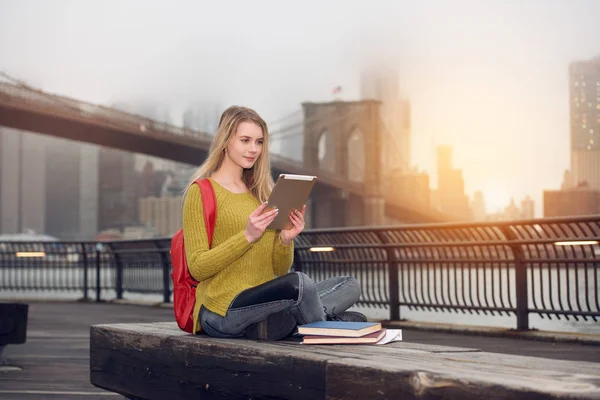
[[2, 0, 600, 216]]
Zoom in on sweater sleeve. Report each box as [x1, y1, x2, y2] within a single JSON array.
[[272, 233, 294, 276], [183, 184, 253, 282]]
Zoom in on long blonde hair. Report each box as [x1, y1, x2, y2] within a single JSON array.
[[183, 105, 274, 203]]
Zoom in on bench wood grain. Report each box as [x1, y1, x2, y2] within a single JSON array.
[[90, 322, 600, 400]]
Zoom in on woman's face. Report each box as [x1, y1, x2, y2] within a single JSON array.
[[226, 121, 264, 170]]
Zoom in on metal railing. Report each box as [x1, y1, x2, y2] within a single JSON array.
[[1, 215, 598, 330]]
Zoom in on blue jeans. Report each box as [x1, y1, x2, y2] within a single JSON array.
[[199, 272, 361, 338]]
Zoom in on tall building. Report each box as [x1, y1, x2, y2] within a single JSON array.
[[97, 147, 138, 232], [485, 196, 535, 221], [183, 103, 223, 135], [45, 139, 98, 239], [520, 195, 535, 219], [0, 129, 99, 240], [112, 102, 179, 172], [504, 198, 521, 220], [138, 195, 181, 237], [435, 146, 471, 220], [0, 128, 47, 235], [389, 168, 430, 209], [275, 112, 304, 161], [44, 138, 82, 239], [79, 143, 99, 239], [360, 67, 411, 178], [544, 188, 600, 217], [471, 191, 486, 221], [164, 165, 197, 196], [569, 56, 600, 189]]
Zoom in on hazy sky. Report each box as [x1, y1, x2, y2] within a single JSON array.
[[1, 0, 599, 215]]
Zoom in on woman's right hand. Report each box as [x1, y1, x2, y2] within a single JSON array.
[[244, 203, 279, 243]]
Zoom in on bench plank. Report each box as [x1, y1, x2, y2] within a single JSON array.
[[90, 322, 600, 400], [326, 354, 600, 400], [91, 324, 330, 400]]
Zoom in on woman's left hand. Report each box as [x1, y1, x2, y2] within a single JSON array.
[[280, 205, 306, 245]]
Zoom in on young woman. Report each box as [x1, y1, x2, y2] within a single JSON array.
[[183, 105, 365, 340]]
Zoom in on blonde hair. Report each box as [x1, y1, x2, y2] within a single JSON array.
[[183, 105, 274, 203]]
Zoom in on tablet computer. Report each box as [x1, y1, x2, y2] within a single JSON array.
[[266, 174, 317, 230]]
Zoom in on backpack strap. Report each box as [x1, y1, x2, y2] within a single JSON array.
[[195, 178, 217, 249]]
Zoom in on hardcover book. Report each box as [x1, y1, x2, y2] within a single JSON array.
[[302, 329, 387, 344], [296, 321, 382, 337]]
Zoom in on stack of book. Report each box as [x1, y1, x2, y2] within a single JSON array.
[[296, 321, 402, 345]]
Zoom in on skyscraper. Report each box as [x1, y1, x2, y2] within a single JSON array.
[[183, 103, 223, 135], [435, 146, 471, 220], [569, 56, 600, 190], [520, 195, 535, 219], [359, 67, 411, 176], [97, 147, 137, 232], [44, 138, 82, 239], [0, 128, 101, 239], [471, 191, 486, 221], [0, 128, 47, 235], [112, 102, 179, 172]]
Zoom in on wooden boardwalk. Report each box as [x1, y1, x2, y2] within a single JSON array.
[[1, 302, 599, 399]]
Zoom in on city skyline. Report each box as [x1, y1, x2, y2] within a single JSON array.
[[1, 0, 600, 215]]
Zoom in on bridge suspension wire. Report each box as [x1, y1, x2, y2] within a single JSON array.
[[267, 109, 303, 127], [0, 70, 26, 85], [270, 102, 406, 180], [268, 109, 368, 182], [268, 106, 366, 158], [268, 99, 407, 173], [268, 106, 383, 193], [269, 127, 302, 140], [270, 105, 358, 139]]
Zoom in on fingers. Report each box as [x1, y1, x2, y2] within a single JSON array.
[[249, 208, 278, 235], [258, 210, 278, 227], [289, 209, 305, 229], [290, 208, 304, 221], [289, 214, 300, 228], [257, 218, 274, 230], [250, 202, 269, 217], [254, 208, 278, 224]]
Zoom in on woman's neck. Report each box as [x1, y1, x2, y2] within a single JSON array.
[[211, 156, 244, 185]]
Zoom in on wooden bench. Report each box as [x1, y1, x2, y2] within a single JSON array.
[[0, 302, 28, 363], [90, 322, 600, 400]]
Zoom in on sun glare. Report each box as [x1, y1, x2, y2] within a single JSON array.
[[481, 185, 510, 212]]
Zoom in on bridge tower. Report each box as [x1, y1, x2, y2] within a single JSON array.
[[302, 100, 385, 228]]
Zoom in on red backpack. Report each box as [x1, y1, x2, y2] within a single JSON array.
[[171, 178, 216, 333]]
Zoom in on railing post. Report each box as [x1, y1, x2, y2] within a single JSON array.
[[513, 248, 529, 330], [501, 226, 529, 330], [95, 244, 102, 303], [388, 253, 400, 321], [81, 243, 89, 301], [376, 232, 400, 321], [293, 247, 302, 273], [156, 241, 171, 303], [109, 244, 124, 300]]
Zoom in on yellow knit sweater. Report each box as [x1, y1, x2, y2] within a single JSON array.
[[182, 179, 294, 334]]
